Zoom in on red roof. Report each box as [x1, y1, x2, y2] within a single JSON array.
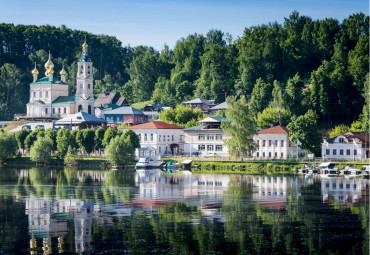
[[128, 121, 184, 129], [258, 125, 289, 135]]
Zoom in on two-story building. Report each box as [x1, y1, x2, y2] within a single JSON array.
[[182, 98, 216, 114], [322, 132, 369, 160], [253, 125, 304, 159], [184, 117, 229, 157], [104, 106, 148, 127], [128, 121, 184, 155]]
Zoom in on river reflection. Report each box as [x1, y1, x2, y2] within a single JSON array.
[[0, 168, 368, 254]]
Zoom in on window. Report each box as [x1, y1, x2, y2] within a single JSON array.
[[159, 147, 161, 153], [268, 140, 271, 147], [281, 152, 284, 158], [167, 135, 170, 141], [39, 91, 42, 97], [64, 108, 66, 114], [268, 152, 271, 158], [159, 135, 161, 142], [275, 140, 278, 147], [198, 134, 205, 140], [326, 149, 330, 155], [172, 135, 174, 141], [33, 92, 36, 98], [207, 134, 214, 140], [262, 152, 265, 157], [198, 145, 205, 151], [207, 145, 214, 151], [150, 134, 153, 141], [138, 134, 141, 141], [281, 140, 284, 147], [274, 152, 277, 158], [58, 108, 61, 114], [256, 140, 260, 146], [215, 145, 222, 151], [333, 149, 337, 155], [80, 83, 83, 89], [53, 108, 55, 114], [346, 149, 350, 155], [144, 134, 147, 141], [256, 152, 259, 157], [340, 149, 343, 155], [216, 134, 223, 140], [46, 91, 48, 97], [262, 140, 266, 146], [354, 149, 357, 155], [339, 138, 344, 143], [88, 84, 90, 89], [45, 108, 48, 114]]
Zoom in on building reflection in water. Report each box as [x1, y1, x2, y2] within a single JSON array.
[[15, 169, 368, 253]]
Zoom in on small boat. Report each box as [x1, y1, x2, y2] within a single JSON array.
[[135, 156, 164, 168], [318, 162, 339, 174], [320, 173, 338, 179], [164, 161, 179, 170], [361, 166, 370, 179]]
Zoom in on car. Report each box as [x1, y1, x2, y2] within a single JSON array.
[[191, 152, 200, 156], [203, 152, 219, 158]]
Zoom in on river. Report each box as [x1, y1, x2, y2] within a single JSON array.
[[0, 167, 368, 254]]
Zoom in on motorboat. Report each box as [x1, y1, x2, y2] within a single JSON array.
[[135, 156, 164, 168], [164, 161, 180, 170], [361, 166, 370, 179], [343, 165, 361, 175], [318, 162, 339, 174]]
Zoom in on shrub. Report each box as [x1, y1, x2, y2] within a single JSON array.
[[30, 137, 53, 164], [64, 146, 79, 167], [105, 135, 134, 166], [0, 131, 18, 163]]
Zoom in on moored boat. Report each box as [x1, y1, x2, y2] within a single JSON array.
[[135, 156, 164, 168]]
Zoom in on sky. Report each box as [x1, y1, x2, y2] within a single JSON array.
[[0, 0, 368, 50]]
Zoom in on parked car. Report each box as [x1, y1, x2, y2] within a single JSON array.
[[203, 152, 219, 158]]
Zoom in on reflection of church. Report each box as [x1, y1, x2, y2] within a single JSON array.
[[26, 41, 95, 118]]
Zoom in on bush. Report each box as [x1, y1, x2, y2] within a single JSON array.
[[0, 131, 18, 163], [30, 137, 53, 164], [105, 135, 134, 166], [64, 146, 79, 167]]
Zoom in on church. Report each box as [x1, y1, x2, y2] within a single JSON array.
[[26, 41, 95, 118]]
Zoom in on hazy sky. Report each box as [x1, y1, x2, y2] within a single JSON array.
[[0, 0, 368, 50]]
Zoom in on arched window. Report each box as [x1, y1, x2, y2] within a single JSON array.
[[78, 105, 83, 112], [88, 84, 90, 89], [88, 105, 92, 114]]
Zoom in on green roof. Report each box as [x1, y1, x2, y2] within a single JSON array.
[[79, 55, 92, 62], [185, 124, 203, 131], [52, 96, 75, 104], [31, 76, 69, 85], [98, 103, 120, 111], [210, 117, 225, 122]]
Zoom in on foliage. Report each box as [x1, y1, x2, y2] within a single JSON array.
[[0, 131, 17, 162], [24, 128, 44, 149], [256, 107, 291, 129], [349, 121, 364, 132], [14, 129, 31, 152], [287, 110, 321, 154], [94, 127, 106, 150], [30, 137, 53, 164], [56, 128, 75, 158], [102, 127, 117, 147], [64, 146, 79, 166], [45, 128, 57, 151], [76, 129, 95, 154], [249, 78, 273, 116], [329, 124, 350, 138], [105, 135, 134, 166], [158, 104, 204, 128], [221, 96, 257, 156], [122, 129, 140, 150]]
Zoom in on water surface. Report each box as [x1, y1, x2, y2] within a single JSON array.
[[0, 167, 368, 254]]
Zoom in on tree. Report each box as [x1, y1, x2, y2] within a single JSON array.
[[359, 73, 370, 132], [64, 146, 79, 167], [30, 137, 53, 164], [45, 128, 57, 151], [76, 129, 95, 154], [94, 127, 106, 152], [249, 78, 273, 116], [0, 131, 17, 162], [15, 129, 31, 153], [328, 124, 350, 138], [105, 135, 134, 166], [24, 128, 44, 150], [158, 105, 204, 128], [221, 96, 257, 156], [102, 127, 117, 147], [256, 107, 291, 129], [287, 110, 321, 154], [122, 129, 140, 150], [56, 128, 78, 158], [349, 121, 363, 132], [284, 74, 304, 116]]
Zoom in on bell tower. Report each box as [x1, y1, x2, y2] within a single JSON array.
[[75, 38, 95, 115]]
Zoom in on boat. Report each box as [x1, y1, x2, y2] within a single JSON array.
[[318, 162, 339, 174], [343, 165, 361, 175], [298, 164, 318, 173], [361, 166, 370, 179], [164, 161, 179, 170], [135, 156, 164, 168]]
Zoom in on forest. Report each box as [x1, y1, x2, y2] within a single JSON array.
[[0, 11, 368, 130]]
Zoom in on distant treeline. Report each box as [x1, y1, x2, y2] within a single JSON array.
[[0, 11, 368, 127]]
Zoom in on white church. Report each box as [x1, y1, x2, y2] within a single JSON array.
[[27, 41, 95, 118]]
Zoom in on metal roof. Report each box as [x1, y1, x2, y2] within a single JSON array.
[[56, 112, 106, 124], [210, 102, 228, 110], [52, 96, 75, 104], [104, 106, 144, 115], [31, 76, 68, 85]]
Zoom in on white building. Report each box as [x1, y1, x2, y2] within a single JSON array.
[[253, 125, 304, 159], [322, 132, 369, 160], [184, 117, 229, 157], [26, 41, 95, 119], [128, 121, 184, 156]]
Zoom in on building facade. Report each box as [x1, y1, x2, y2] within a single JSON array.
[[128, 121, 184, 156], [184, 117, 229, 157], [104, 106, 148, 127], [26, 41, 95, 118], [253, 125, 304, 159], [182, 98, 216, 114], [322, 132, 369, 160]]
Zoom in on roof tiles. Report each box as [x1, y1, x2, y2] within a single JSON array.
[[258, 125, 289, 134], [128, 121, 183, 129]]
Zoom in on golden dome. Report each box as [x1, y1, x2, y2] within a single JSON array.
[[44, 51, 54, 70], [82, 41, 88, 50], [60, 65, 67, 76], [31, 62, 39, 76], [48, 68, 54, 76]]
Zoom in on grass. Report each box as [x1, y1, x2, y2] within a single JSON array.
[[2, 119, 28, 131], [130, 100, 152, 110]]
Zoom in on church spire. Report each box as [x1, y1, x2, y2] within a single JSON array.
[[60, 63, 67, 82], [31, 62, 39, 82], [44, 51, 54, 81]]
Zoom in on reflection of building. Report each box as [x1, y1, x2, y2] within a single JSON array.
[[321, 178, 366, 203]]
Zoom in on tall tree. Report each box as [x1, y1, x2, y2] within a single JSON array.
[[249, 78, 273, 116]]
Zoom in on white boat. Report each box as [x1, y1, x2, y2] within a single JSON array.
[[135, 156, 164, 168]]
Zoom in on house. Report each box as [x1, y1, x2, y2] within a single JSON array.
[[104, 106, 148, 127], [322, 132, 370, 160], [127, 121, 184, 156], [94, 90, 129, 108], [25, 41, 95, 119], [253, 125, 304, 159], [209, 102, 228, 115], [95, 103, 120, 119], [55, 112, 106, 130], [141, 104, 168, 120], [182, 98, 216, 114], [184, 117, 229, 157]]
